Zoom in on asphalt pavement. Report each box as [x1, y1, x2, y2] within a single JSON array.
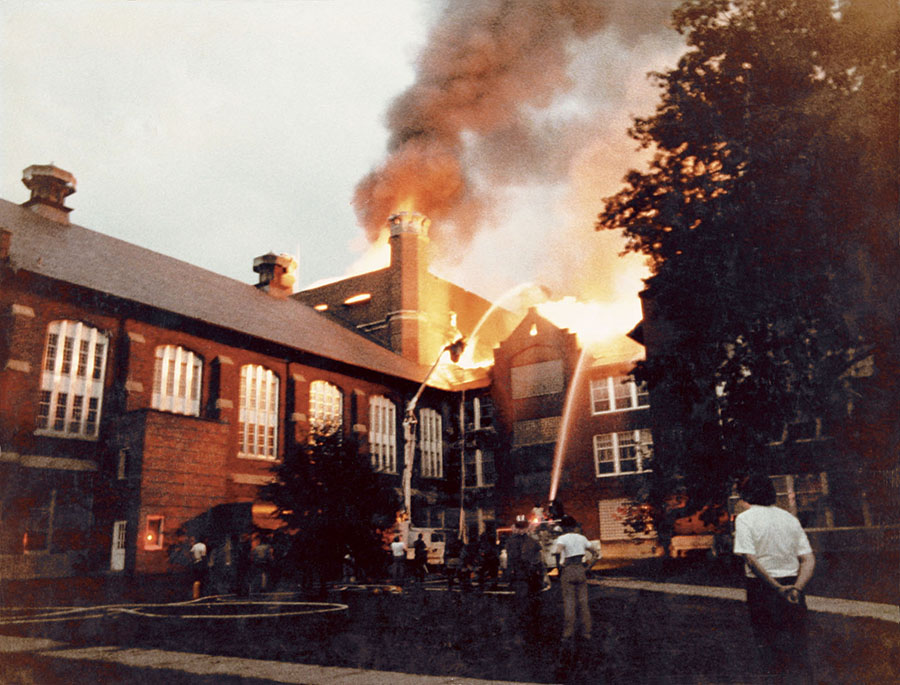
[[1, 577, 897, 685]]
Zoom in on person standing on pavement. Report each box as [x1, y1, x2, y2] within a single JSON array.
[[189, 537, 208, 599], [733, 473, 816, 684], [552, 515, 600, 643], [504, 519, 544, 638], [413, 533, 428, 582], [390, 535, 407, 584]]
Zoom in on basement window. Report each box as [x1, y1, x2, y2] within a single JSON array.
[[144, 515, 164, 550]]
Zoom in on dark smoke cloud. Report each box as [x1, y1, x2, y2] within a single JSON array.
[[354, 0, 680, 256]]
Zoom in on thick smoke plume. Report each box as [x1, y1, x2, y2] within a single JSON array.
[[354, 0, 682, 305]]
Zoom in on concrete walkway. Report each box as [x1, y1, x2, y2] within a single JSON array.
[[2, 578, 896, 684], [597, 576, 900, 623]]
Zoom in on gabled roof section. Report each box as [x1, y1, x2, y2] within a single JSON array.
[[0, 199, 441, 387]]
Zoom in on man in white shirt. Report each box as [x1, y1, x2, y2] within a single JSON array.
[[733, 474, 815, 684], [390, 535, 407, 584], [189, 537, 208, 599], [552, 515, 600, 642]]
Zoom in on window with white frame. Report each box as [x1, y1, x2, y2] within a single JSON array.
[[309, 380, 343, 436], [593, 429, 653, 476], [37, 320, 108, 438], [419, 408, 443, 478], [369, 395, 397, 472], [238, 364, 279, 459], [465, 448, 496, 488], [152, 345, 202, 415], [590, 376, 649, 414]]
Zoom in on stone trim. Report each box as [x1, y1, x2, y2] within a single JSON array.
[[4, 359, 31, 373], [11, 304, 35, 318], [215, 398, 234, 410], [1, 453, 98, 472], [291, 412, 307, 423], [216, 355, 234, 366], [127, 331, 146, 344], [125, 380, 144, 393], [230, 473, 275, 485]]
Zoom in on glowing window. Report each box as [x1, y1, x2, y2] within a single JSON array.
[[144, 515, 164, 550], [343, 293, 372, 305], [37, 320, 108, 438], [309, 380, 342, 436], [152, 345, 202, 416], [419, 408, 443, 478], [369, 395, 397, 473], [239, 364, 279, 459]]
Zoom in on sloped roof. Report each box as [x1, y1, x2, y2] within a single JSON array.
[[0, 199, 442, 387]]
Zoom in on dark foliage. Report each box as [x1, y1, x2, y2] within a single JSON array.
[[259, 433, 399, 590], [597, 0, 900, 540]]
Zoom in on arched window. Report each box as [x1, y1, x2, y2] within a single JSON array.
[[419, 408, 443, 478], [369, 395, 397, 473], [37, 320, 108, 438], [152, 345, 202, 416], [239, 364, 279, 459], [309, 380, 342, 436]]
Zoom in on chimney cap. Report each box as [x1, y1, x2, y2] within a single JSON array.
[[22, 164, 77, 195], [388, 211, 430, 237]]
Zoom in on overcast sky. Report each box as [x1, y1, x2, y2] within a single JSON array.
[[1, 1, 685, 331]]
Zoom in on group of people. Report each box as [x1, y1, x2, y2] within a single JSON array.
[[505, 514, 599, 644], [506, 477, 815, 683], [187, 532, 275, 598]]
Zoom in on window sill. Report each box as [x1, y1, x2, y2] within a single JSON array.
[[590, 405, 650, 417], [237, 453, 277, 461], [33, 429, 99, 442], [595, 469, 652, 479]]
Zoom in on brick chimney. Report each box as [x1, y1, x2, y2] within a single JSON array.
[[253, 252, 297, 299], [21, 164, 76, 224], [387, 211, 431, 364]]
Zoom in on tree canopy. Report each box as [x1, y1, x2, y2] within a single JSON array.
[[597, 0, 899, 531], [259, 433, 399, 587]]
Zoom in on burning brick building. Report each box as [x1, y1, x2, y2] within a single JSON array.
[[0, 165, 470, 583], [2, 164, 891, 588]]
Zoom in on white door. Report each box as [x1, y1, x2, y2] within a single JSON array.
[[110, 520, 126, 571]]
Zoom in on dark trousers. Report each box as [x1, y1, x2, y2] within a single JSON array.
[[745, 576, 813, 684]]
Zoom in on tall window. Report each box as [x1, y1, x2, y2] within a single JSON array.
[[309, 380, 342, 435], [37, 320, 108, 438], [152, 345, 202, 415], [419, 408, 443, 478], [590, 376, 649, 414], [238, 364, 279, 459], [369, 395, 397, 472], [594, 429, 653, 476], [465, 449, 496, 488]]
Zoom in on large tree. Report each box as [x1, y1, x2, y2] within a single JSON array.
[[597, 0, 899, 542], [259, 433, 399, 591]]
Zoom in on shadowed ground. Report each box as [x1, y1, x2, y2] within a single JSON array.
[[1, 576, 898, 684]]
